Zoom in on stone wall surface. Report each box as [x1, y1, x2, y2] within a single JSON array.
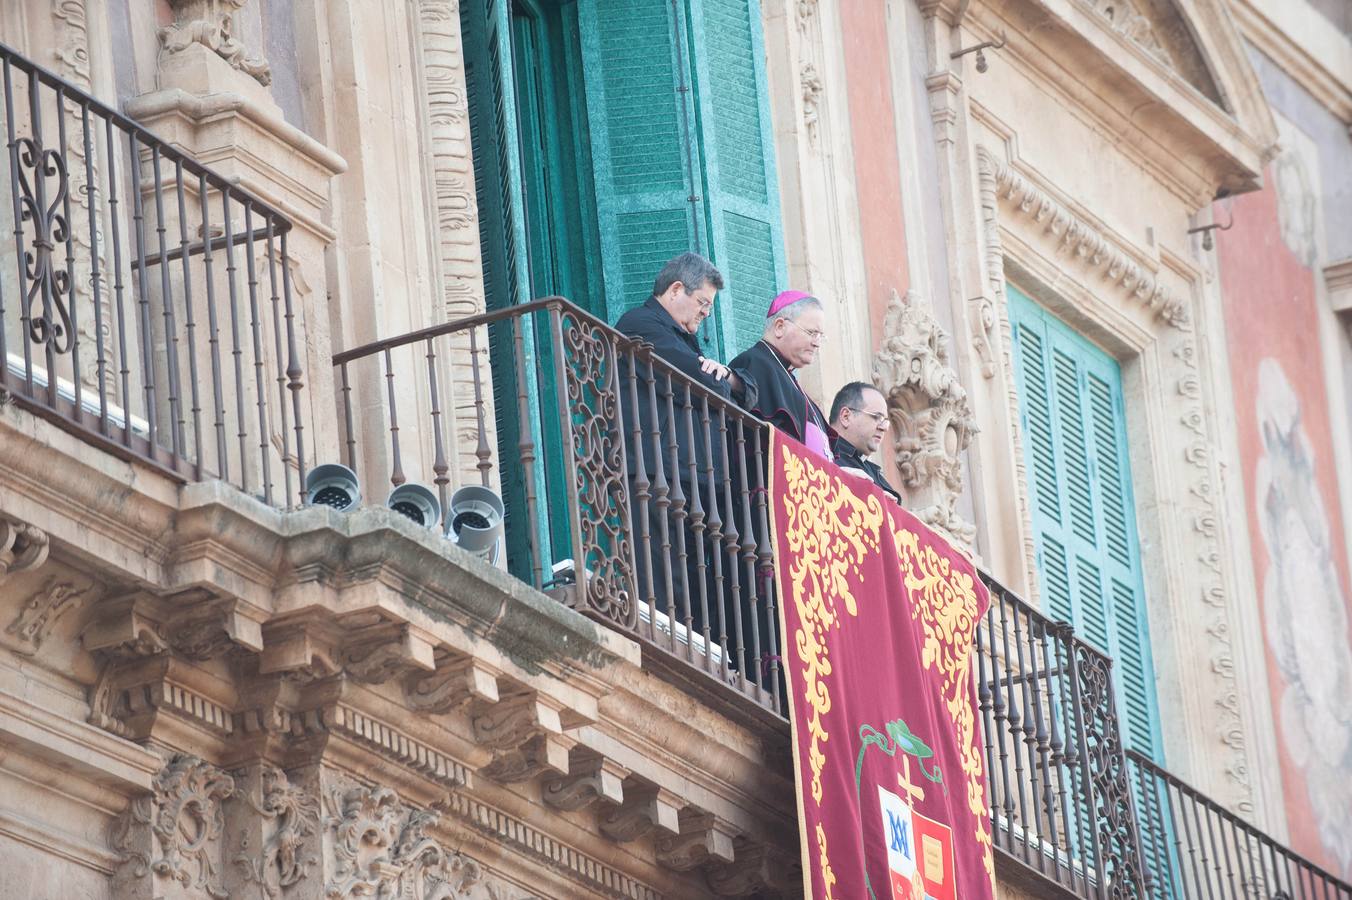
[[0, 0, 1349, 896]]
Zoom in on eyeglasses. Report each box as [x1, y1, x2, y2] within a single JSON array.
[[785, 318, 827, 343], [685, 288, 715, 312], [846, 407, 888, 426]]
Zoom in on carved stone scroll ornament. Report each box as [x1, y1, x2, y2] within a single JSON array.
[[112, 754, 237, 898], [232, 766, 321, 898], [872, 290, 978, 546], [0, 516, 49, 580], [324, 781, 485, 899], [5, 576, 90, 655], [158, 0, 272, 86]]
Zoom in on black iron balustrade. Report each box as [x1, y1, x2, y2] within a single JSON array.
[[1129, 750, 1352, 900], [332, 297, 781, 713], [975, 572, 1149, 898], [0, 41, 307, 505]]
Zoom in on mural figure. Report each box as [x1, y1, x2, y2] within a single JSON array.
[[1256, 358, 1352, 875]]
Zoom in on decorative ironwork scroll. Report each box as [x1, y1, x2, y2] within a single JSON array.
[[558, 307, 637, 627], [14, 136, 74, 353]]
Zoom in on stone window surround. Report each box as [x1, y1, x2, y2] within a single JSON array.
[[970, 143, 1281, 837]]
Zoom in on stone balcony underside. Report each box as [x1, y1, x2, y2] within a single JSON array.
[[0, 407, 800, 899]]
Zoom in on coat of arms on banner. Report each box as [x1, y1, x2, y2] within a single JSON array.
[[866, 719, 958, 900]]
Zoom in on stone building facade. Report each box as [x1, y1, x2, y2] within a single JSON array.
[[0, 0, 1348, 898]]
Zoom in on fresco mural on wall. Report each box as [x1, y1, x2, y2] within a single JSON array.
[[1217, 113, 1352, 879]]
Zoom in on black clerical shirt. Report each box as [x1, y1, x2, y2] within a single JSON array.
[[831, 435, 902, 504]]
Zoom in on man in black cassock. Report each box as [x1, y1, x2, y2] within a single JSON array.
[[729, 290, 833, 459], [829, 381, 902, 504], [614, 253, 757, 653]]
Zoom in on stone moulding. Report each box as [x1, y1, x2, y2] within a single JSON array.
[[974, 144, 1255, 815], [977, 148, 1190, 329]]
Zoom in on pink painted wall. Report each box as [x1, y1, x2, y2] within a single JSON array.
[[1217, 170, 1352, 877], [839, 0, 910, 347]]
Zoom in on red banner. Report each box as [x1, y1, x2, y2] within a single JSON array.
[[771, 432, 994, 900]]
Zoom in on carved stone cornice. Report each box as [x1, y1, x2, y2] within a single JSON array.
[[302, 703, 474, 791], [977, 147, 1189, 329], [872, 290, 978, 547]]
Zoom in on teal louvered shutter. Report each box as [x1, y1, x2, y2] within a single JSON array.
[[463, 0, 553, 577], [576, 0, 703, 325], [1008, 285, 1163, 764], [688, 0, 786, 356]]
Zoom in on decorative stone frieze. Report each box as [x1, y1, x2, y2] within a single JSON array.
[[229, 765, 321, 898], [111, 754, 237, 898], [323, 780, 485, 899], [5, 575, 90, 655], [158, 0, 272, 85], [977, 149, 1190, 329], [872, 290, 978, 546]]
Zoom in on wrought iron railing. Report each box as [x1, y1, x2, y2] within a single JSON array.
[[1130, 750, 1352, 900], [0, 42, 307, 505], [332, 297, 782, 713], [975, 572, 1148, 897]]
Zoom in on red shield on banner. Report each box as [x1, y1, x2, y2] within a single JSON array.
[[770, 432, 994, 900]]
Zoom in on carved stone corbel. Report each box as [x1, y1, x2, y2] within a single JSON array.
[[707, 843, 799, 897], [480, 733, 570, 784], [654, 808, 736, 871], [541, 748, 625, 812], [872, 290, 978, 546], [339, 627, 436, 685], [405, 656, 500, 714], [0, 516, 49, 580], [158, 0, 272, 86], [599, 780, 681, 843], [111, 754, 237, 899], [162, 603, 265, 661]]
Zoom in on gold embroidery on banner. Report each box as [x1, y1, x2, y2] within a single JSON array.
[[893, 528, 996, 881], [779, 444, 884, 899]]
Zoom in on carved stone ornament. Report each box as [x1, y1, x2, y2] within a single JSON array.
[[324, 781, 485, 899], [112, 754, 237, 898], [5, 576, 88, 655], [158, 0, 272, 86], [1082, 0, 1174, 68], [872, 290, 978, 546], [0, 516, 49, 580], [233, 766, 321, 898]]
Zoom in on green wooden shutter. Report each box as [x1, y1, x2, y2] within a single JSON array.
[[1008, 285, 1164, 763], [463, 0, 553, 577], [688, 0, 786, 355], [576, 0, 703, 323]]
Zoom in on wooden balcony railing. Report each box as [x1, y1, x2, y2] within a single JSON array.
[[0, 41, 307, 505]]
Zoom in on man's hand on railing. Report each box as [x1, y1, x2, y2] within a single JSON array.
[[698, 356, 743, 392]]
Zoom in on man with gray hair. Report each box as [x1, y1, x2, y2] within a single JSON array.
[[729, 290, 832, 458], [615, 252, 756, 635]]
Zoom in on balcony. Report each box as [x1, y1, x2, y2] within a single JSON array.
[[0, 40, 307, 507], [337, 296, 1352, 900], [0, 39, 1346, 900]]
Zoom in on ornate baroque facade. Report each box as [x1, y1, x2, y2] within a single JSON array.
[[0, 0, 1349, 897]]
